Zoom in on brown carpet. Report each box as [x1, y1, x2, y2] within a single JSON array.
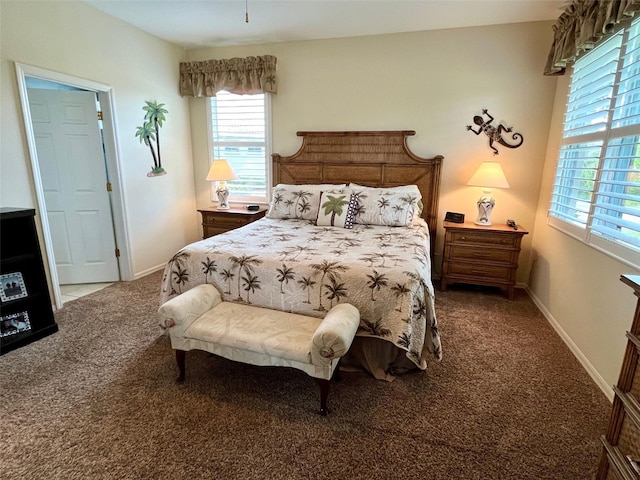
[[0, 271, 610, 479]]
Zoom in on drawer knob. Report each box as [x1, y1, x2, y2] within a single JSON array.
[[460, 236, 466, 240]]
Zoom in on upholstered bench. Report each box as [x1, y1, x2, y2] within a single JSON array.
[[157, 284, 360, 415]]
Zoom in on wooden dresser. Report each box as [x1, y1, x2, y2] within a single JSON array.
[[440, 221, 528, 300], [197, 207, 267, 239], [597, 274, 640, 479]]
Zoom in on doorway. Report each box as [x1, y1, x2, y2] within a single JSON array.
[[14, 63, 132, 310], [27, 85, 120, 285]]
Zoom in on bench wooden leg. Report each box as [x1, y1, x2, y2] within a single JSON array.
[[314, 378, 331, 416], [333, 359, 343, 382], [175, 349, 186, 383]]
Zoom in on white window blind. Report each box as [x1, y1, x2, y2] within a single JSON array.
[[208, 91, 271, 204], [549, 17, 640, 268]]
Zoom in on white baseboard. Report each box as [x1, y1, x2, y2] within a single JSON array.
[[133, 263, 166, 280], [524, 286, 614, 403]]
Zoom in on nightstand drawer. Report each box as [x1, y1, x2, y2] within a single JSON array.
[[447, 262, 512, 280], [448, 245, 516, 264], [203, 214, 254, 228], [203, 226, 232, 237], [449, 230, 519, 248], [198, 208, 267, 238]]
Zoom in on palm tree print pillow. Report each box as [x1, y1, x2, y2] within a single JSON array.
[[266, 184, 347, 221], [352, 191, 420, 227], [316, 192, 357, 228], [348, 184, 422, 202]]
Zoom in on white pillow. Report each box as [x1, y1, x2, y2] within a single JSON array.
[[348, 184, 423, 216], [348, 183, 422, 199], [351, 190, 420, 227], [266, 184, 348, 220]]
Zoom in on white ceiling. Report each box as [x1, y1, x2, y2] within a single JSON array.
[[83, 0, 566, 49]]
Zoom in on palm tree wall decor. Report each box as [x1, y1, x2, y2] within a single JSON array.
[[135, 100, 168, 177]]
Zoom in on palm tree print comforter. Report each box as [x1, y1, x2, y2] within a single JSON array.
[[160, 218, 441, 369]]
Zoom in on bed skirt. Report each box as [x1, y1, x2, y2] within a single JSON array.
[[340, 337, 419, 381]]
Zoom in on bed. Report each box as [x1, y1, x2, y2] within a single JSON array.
[[160, 130, 443, 380]]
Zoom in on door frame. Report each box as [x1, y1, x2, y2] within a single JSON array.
[[14, 62, 132, 310]]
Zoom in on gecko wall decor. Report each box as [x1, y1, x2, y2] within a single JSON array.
[[466, 109, 524, 155]]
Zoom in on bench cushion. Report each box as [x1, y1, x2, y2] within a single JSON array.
[[185, 302, 322, 364]]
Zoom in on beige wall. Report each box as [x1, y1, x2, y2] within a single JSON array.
[[186, 21, 558, 280], [1, 1, 199, 281], [529, 74, 640, 397]]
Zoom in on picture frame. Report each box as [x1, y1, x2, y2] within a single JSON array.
[[0, 272, 27, 302], [0, 311, 31, 338]]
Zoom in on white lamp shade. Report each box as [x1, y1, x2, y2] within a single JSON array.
[[206, 159, 237, 182], [467, 161, 510, 189]]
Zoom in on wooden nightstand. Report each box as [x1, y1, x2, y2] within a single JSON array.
[[440, 221, 528, 300], [197, 207, 267, 239]]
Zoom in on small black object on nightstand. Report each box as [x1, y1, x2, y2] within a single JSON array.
[[507, 219, 518, 230], [444, 212, 465, 223]]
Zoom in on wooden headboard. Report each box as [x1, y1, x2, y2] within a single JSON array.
[[272, 130, 443, 251]]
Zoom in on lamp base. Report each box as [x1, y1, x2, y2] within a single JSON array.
[[474, 219, 492, 226], [475, 190, 495, 226], [216, 182, 230, 210]]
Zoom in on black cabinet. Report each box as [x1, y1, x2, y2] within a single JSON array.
[[1, 208, 57, 354]]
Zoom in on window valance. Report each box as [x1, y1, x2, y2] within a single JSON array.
[[544, 0, 640, 76], [179, 55, 277, 97]]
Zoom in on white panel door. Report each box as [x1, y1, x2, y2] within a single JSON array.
[[28, 88, 119, 284]]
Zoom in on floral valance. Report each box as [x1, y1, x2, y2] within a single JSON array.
[[179, 55, 277, 97], [544, 0, 640, 76]]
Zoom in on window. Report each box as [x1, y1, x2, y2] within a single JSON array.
[[549, 16, 640, 268], [207, 91, 271, 204]]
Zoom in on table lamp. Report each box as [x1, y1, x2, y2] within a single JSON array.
[[466, 161, 509, 226], [206, 159, 237, 210]]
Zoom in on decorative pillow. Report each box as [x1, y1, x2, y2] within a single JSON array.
[[266, 184, 347, 220], [348, 183, 422, 199], [316, 192, 357, 228], [348, 184, 424, 222], [351, 191, 420, 227]]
